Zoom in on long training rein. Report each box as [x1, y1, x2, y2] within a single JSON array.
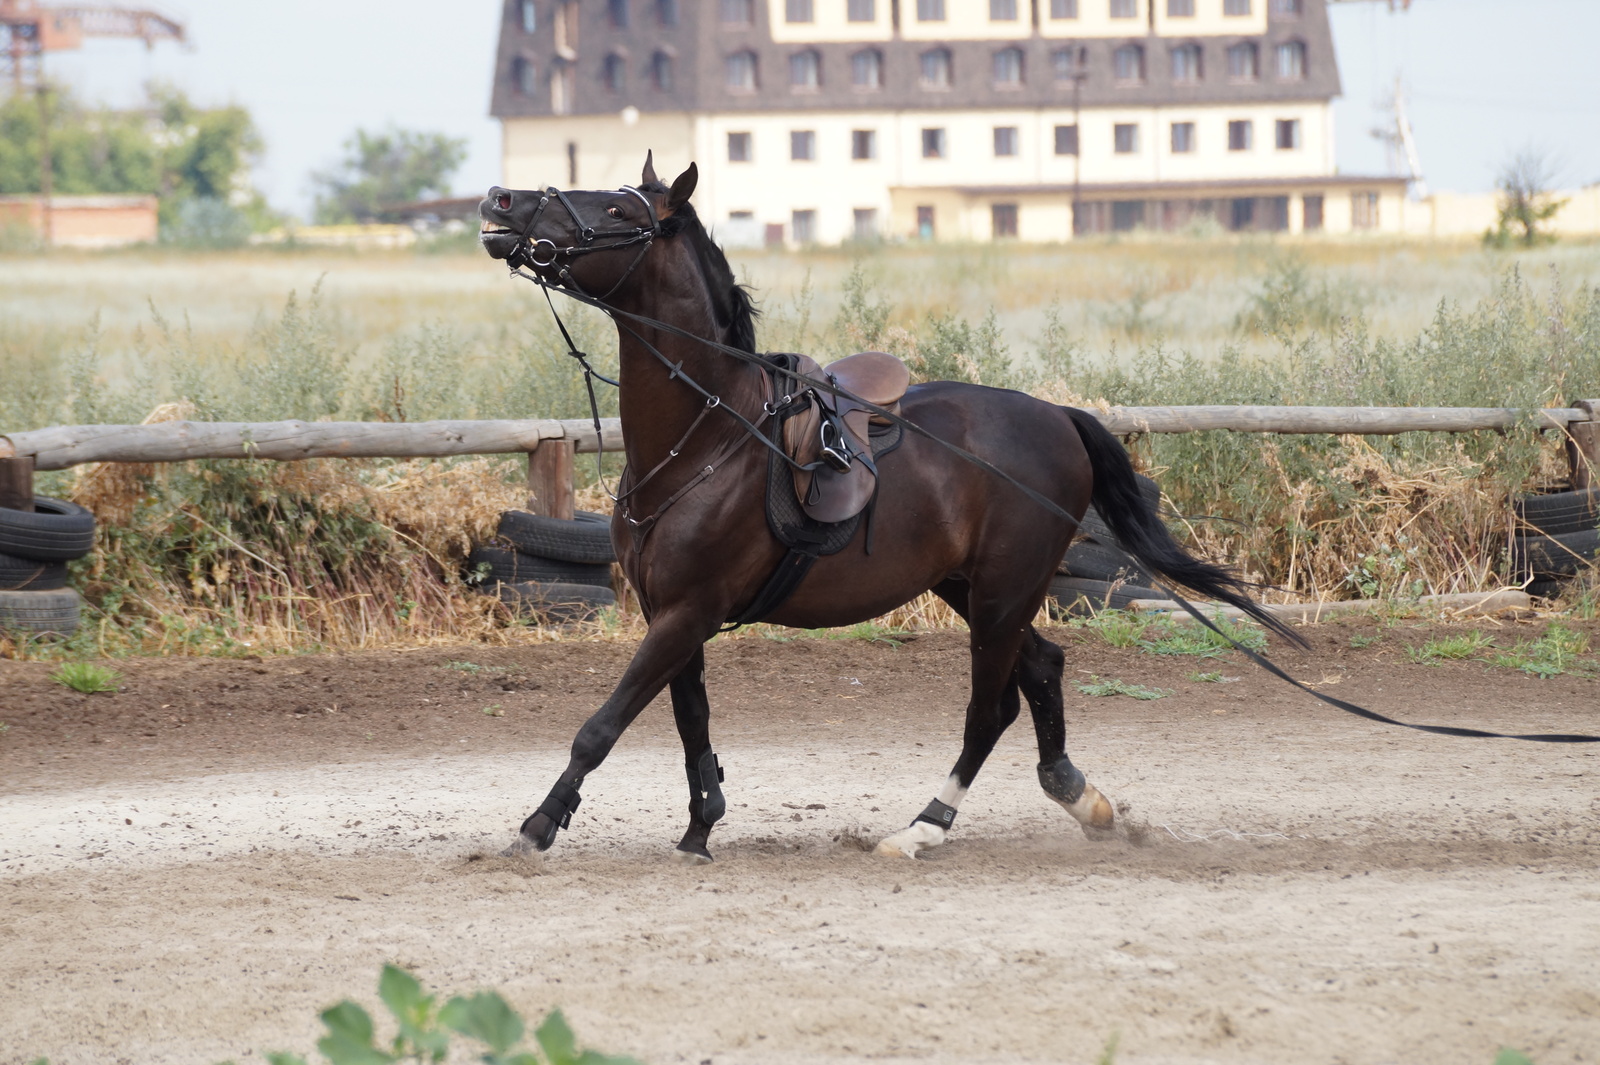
[[503, 186, 1599, 746]]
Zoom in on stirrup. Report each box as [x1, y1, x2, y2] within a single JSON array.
[[818, 417, 854, 472]]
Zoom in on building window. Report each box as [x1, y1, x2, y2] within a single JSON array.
[[993, 47, 1024, 88], [1224, 0, 1250, 13], [1171, 121, 1194, 152], [791, 210, 816, 243], [720, 0, 753, 24], [1170, 43, 1201, 83], [1275, 40, 1306, 80], [1229, 197, 1254, 230], [1112, 201, 1144, 231], [1111, 0, 1137, 17], [1227, 119, 1253, 150], [602, 53, 625, 93], [1054, 124, 1079, 155], [1113, 44, 1145, 84], [608, 0, 629, 27], [1052, 46, 1085, 82], [922, 127, 946, 158], [852, 129, 877, 159], [918, 0, 946, 19], [1352, 191, 1379, 229], [851, 49, 883, 89], [512, 56, 537, 96], [993, 126, 1019, 157], [1275, 118, 1300, 149], [728, 132, 752, 162], [917, 205, 935, 239], [848, 0, 875, 21], [650, 50, 674, 90], [520, 0, 537, 33], [1051, 0, 1079, 16], [920, 48, 952, 88], [1166, 0, 1193, 15], [992, 203, 1019, 238], [1272, 0, 1303, 15], [790, 49, 820, 89], [1302, 193, 1323, 231], [657, 0, 678, 25], [786, 0, 813, 21], [990, 0, 1018, 19], [853, 208, 878, 239], [1227, 42, 1259, 80], [726, 50, 758, 91], [791, 130, 816, 160], [1114, 123, 1139, 153]]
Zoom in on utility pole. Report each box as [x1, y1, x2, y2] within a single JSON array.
[[36, 81, 50, 243], [1071, 59, 1087, 239]]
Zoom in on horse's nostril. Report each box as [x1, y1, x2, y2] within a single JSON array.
[[496, 193, 512, 211]]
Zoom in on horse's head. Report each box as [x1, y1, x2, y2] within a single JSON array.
[[478, 151, 698, 296]]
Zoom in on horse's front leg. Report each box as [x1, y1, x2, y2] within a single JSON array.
[[511, 609, 716, 854], [667, 646, 728, 865]]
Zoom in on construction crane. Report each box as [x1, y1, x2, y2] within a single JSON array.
[[0, 0, 184, 243]]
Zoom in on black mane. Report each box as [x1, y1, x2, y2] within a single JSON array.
[[641, 180, 758, 354]]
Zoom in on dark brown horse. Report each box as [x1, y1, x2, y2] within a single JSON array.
[[478, 155, 1291, 863]]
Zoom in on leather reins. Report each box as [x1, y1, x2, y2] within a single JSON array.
[[504, 184, 1600, 746]]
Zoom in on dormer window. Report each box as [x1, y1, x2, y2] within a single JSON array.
[[602, 53, 626, 93], [651, 50, 674, 90], [1275, 40, 1306, 80], [519, 0, 537, 33], [993, 47, 1023, 88], [1113, 44, 1145, 84], [852, 48, 883, 90], [1170, 43, 1201, 83], [920, 48, 952, 89], [608, 0, 629, 27], [726, 50, 758, 90], [511, 56, 537, 95], [790, 49, 821, 90], [1052, 46, 1086, 82], [1226, 41, 1259, 80]]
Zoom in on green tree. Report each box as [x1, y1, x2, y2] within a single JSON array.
[[310, 126, 467, 224], [1485, 149, 1567, 248]]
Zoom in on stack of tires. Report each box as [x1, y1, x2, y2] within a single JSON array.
[[1512, 487, 1600, 600], [1049, 473, 1165, 617], [0, 496, 95, 638], [467, 509, 617, 622]]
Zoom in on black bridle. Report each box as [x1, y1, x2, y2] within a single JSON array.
[[502, 184, 1600, 746]]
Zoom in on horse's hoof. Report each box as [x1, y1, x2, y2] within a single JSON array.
[[873, 839, 919, 859], [517, 812, 560, 852], [874, 822, 944, 859], [500, 835, 540, 858], [671, 847, 713, 866], [1064, 783, 1116, 833]]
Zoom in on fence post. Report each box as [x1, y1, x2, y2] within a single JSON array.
[[0, 456, 34, 512], [526, 439, 576, 519], [1566, 400, 1600, 492]]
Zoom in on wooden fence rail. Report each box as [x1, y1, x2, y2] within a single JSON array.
[[2, 402, 1597, 516]]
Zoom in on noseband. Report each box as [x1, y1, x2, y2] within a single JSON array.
[[513, 184, 660, 302]]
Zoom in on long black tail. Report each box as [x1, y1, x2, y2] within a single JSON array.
[[1064, 407, 1306, 648]]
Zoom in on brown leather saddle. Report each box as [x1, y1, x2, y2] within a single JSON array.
[[779, 350, 910, 524]]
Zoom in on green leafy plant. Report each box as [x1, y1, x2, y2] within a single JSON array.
[[1405, 630, 1495, 665], [1494, 1050, 1535, 1065], [1349, 633, 1381, 648], [48, 662, 121, 694], [1076, 676, 1172, 701], [1069, 610, 1153, 649], [1187, 670, 1224, 683], [265, 965, 641, 1065], [1488, 622, 1591, 679]]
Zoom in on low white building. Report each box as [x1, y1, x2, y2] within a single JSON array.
[[491, 0, 1406, 244]]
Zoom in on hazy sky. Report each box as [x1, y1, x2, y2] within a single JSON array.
[[40, 0, 1600, 218]]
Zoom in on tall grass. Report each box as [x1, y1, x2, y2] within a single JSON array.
[[1, 239, 1597, 657]]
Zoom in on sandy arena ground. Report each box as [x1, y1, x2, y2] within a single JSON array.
[[2, 623, 1598, 1065]]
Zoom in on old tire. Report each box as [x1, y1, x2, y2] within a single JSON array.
[[1514, 529, 1600, 578], [0, 588, 81, 636], [1047, 576, 1164, 618], [0, 549, 69, 591], [466, 545, 613, 588], [0, 497, 96, 562], [1526, 578, 1570, 600], [496, 511, 616, 564], [496, 580, 616, 622], [1060, 539, 1154, 585], [1515, 489, 1600, 537], [1075, 474, 1163, 546]]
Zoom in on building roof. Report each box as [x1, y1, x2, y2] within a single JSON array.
[[490, 0, 1341, 119]]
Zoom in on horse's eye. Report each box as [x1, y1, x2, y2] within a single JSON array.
[[607, 205, 624, 219]]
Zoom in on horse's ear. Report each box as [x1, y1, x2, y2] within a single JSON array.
[[667, 163, 698, 210], [641, 150, 658, 187]]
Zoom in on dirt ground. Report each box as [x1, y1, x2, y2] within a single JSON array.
[[2, 618, 1599, 1065]]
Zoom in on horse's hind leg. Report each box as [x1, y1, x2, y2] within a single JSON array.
[[876, 584, 1030, 859], [1015, 628, 1116, 836], [667, 646, 729, 866]]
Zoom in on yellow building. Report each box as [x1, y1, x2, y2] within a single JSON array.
[[491, 0, 1405, 244]]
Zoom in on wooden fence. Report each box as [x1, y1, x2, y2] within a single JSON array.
[[2, 402, 1597, 518]]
